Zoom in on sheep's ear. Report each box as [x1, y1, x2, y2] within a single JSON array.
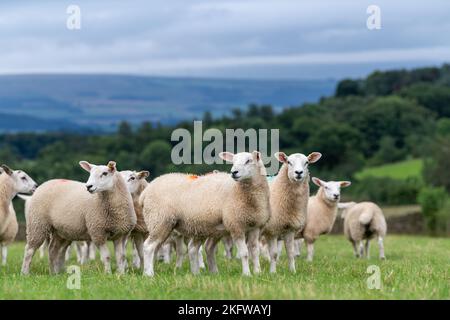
[[79, 161, 93, 172], [311, 177, 323, 187], [274, 152, 288, 163], [1, 164, 13, 176], [340, 181, 351, 188], [107, 161, 117, 172], [0, 167, 3, 174], [252, 150, 261, 162], [137, 171, 150, 180], [307, 152, 322, 164], [219, 152, 234, 163]]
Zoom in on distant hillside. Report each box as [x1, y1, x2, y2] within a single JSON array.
[[0, 74, 336, 131], [0, 113, 83, 133]]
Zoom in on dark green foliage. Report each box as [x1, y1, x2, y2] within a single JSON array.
[[417, 187, 450, 235], [348, 177, 423, 205]]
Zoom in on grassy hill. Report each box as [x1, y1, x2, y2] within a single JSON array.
[[355, 159, 423, 180]]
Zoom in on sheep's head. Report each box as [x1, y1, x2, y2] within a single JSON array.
[[312, 177, 351, 203], [80, 160, 117, 193], [1, 164, 38, 195], [275, 152, 321, 183], [120, 170, 150, 194], [219, 151, 263, 181]]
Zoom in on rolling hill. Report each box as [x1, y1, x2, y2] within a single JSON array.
[[0, 74, 336, 132]]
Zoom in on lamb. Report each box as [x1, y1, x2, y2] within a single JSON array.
[[140, 151, 271, 277], [261, 151, 322, 273], [339, 201, 387, 259], [0, 165, 37, 266], [21, 161, 136, 275], [298, 177, 351, 262]]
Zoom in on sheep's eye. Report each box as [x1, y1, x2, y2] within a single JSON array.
[[21, 177, 27, 181], [102, 172, 108, 177], [305, 161, 309, 165], [245, 159, 251, 165], [287, 161, 292, 166], [130, 177, 136, 181]]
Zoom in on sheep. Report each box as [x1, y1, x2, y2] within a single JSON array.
[[120, 169, 150, 269], [0, 165, 37, 266], [140, 151, 271, 277], [21, 161, 136, 275], [339, 201, 387, 259], [261, 151, 322, 273], [298, 177, 351, 262]]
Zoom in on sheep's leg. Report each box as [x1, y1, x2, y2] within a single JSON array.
[[358, 241, 364, 258], [268, 237, 278, 273], [351, 240, 359, 258], [205, 237, 220, 273], [174, 235, 185, 268], [198, 245, 205, 269], [284, 232, 296, 273], [378, 236, 385, 260], [233, 236, 250, 276], [64, 243, 72, 262], [365, 240, 370, 259], [1, 244, 7, 266], [188, 239, 202, 275], [277, 240, 283, 261], [306, 241, 315, 262], [222, 236, 233, 259], [39, 240, 47, 259], [133, 235, 145, 269], [21, 245, 37, 275], [88, 241, 96, 261], [247, 229, 261, 274], [97, 243, 112, 274], [160, 242, 172, 264], [114, 238, 127, 274], [48, 237, 60, 274], [294, 239, 301, 257], [79, 242, 89, 265], [55, 240, 71, 274]]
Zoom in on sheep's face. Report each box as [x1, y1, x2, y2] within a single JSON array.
[[121, 170, 149, 194], [219, 151, 262, 181], [80, 161, 117, 193], [312, 177, 351, 203], [1, 165, 38, 195], [275, 152, 322, 183]]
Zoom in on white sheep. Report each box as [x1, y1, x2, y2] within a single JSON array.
[[0, 165, 37, 266], [120, 169, 150, 269], [261, 151, 322, 273], [21, 161, 136, 275], [298, 177, 351, 262], [339, 201, 387, 259], [140, 151, 271, 277]]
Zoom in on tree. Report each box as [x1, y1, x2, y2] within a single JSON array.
[[335, 79, 361, 97], [139, 140, 172, 177]]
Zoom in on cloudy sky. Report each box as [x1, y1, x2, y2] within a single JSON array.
[[0, 0, 449, 79]]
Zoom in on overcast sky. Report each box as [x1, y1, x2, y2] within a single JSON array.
[[0, 0, 449, 79]]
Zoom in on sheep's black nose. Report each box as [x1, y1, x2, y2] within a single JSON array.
[[295, 170, 303, 175], [333, 194, 339, 199], [231, 170, 238, 176], [86, 185, 93, 191]]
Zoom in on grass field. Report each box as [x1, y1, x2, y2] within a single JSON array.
[[1, 235, 449, 300], [355, 159, 423, 180]]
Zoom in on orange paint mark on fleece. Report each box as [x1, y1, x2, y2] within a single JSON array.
[[187, 175, 199, 181]]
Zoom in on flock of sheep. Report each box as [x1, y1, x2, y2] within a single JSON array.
[[0, 150, 387, 277]]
